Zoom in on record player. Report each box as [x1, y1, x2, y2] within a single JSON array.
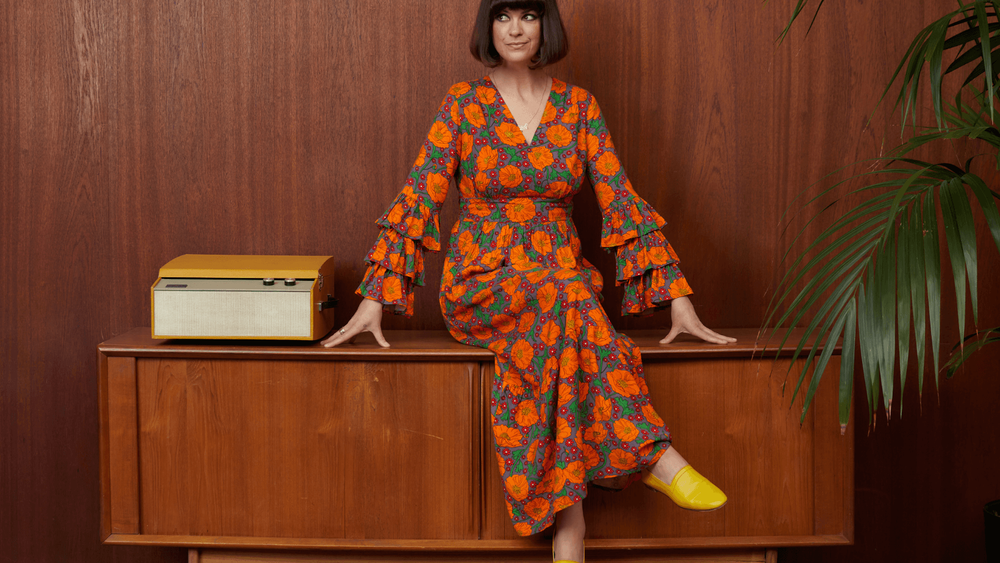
[[151, 254, 336, 340]]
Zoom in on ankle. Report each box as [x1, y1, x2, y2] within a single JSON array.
[[553, 526, 585, 562], [651, 450, 688, 484], [554, 514, 585, 541]]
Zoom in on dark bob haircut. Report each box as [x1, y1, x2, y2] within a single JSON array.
[[469, 0, 568, 69]]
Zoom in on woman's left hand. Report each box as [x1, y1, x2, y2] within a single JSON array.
[[660, 296, 736, 345]]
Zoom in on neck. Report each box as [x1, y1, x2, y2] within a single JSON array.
[[490, 63, 548, 94]]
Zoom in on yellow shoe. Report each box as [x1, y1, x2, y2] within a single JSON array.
[[641, 465, 728, 511]]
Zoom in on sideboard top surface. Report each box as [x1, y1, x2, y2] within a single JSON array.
[[98, 328, 831, 361]]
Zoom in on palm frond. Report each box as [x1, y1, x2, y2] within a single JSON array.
[[766, 159, 999, 429], [768, 1, 1000, 430]]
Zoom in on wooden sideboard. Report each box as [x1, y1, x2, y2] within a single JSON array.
[[98, 328, 851, 562]]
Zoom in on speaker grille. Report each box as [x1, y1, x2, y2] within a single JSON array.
[[154, 290, 311, 338]]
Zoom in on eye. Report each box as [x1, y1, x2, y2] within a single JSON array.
[[495, 13, 510, 22], [523, 12, 539, 21]]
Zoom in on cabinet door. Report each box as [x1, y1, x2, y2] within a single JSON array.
[[133, 358, 481, 540]]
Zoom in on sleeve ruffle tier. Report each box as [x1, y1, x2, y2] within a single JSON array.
[[601, 197, 693, 316], [583, 93, 694, 316], [356, 192, 438, 315], [355, 87, 461, 317]]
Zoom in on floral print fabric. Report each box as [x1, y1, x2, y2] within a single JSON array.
[[357, 77, 693, 535]]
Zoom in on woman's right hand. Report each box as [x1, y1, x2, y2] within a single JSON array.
[[321, 297, 390, 348]]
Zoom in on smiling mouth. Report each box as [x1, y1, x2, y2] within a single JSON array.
[[508, 42, 528, 48]]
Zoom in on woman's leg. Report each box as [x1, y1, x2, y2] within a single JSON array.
[[553, 500, 586, 562], [648, 445, 689, 484]]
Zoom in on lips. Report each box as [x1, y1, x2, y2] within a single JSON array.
[[507, 42, 528, 48]]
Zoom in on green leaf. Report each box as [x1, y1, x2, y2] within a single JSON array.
[[896, 212, 912, 417], [771, 230, 880, 359], [901, 28, 932, 130], [907, 201, 928, 402], [772, 0, 831, 42], [875, 237, 897, 418], [839, 299, 857, 432], [927, 19, 950, 126], [959, 45, 1000, 86], [944, 20, 1000, 53], [764, 198, 893, 345], [974, 0, 996, 119], [939, 179, 969, 346], [857, 281, 877, 424], [922, 192, 943, 385], [787, 267, 865, 408], [963, 172, 1000, 256], [800, 295, 852, 424], [945, 178, 981, 325]]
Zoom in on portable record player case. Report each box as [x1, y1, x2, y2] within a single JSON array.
[[151, 254, 336, 340]]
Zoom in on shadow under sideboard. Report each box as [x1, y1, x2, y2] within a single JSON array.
[[98, 328, 851, 562]]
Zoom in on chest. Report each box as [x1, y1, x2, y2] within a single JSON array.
[[456, 99, 586, 200]]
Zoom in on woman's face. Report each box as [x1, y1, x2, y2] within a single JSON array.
[[492, 8, 542, 65]]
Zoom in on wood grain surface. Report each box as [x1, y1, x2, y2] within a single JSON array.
[[190, 546, 774, 562], [3, 0, 997, 562], [482, 356, 848, 543], [132, 358, 479, 540], [99, 339, 849, 550], [96, 327, 832, 361]]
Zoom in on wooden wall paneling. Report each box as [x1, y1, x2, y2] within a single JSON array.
[[107, 356, 141, 534], [2, 0, 120, 560]]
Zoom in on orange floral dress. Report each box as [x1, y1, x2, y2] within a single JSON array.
[[357, 77, 693, 535]]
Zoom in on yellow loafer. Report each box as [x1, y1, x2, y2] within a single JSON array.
[[641, 465, 727, 511]]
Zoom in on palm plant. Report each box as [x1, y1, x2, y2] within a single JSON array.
[[764, 0, 1000, 432]]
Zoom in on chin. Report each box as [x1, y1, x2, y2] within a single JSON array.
[[502, 52, 540, 66]]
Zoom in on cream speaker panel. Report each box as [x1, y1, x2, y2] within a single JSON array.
[[153, 279, 312, 339]]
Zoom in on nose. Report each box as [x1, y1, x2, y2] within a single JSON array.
[[510, 20, 523, 36]]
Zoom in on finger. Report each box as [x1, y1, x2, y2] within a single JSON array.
[[322, 322, 355, 347], [702, 327, 737, 343], [696, 325, 737, 344], [689, 324, 733, 345], [321, 329, 346, 347], [659, 326, 683, 344], [371, 325, 391, 348], [320, 328, 342, 347]]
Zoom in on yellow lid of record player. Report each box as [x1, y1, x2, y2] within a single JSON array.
[[159, 254, 332, 279]]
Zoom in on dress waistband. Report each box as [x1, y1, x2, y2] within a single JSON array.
[[459, 197, 573, 224]]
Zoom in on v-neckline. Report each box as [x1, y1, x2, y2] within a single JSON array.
[[486, 75, 554, 146]]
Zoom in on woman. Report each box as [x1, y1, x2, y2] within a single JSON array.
[[323, 1, 735, 561]]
